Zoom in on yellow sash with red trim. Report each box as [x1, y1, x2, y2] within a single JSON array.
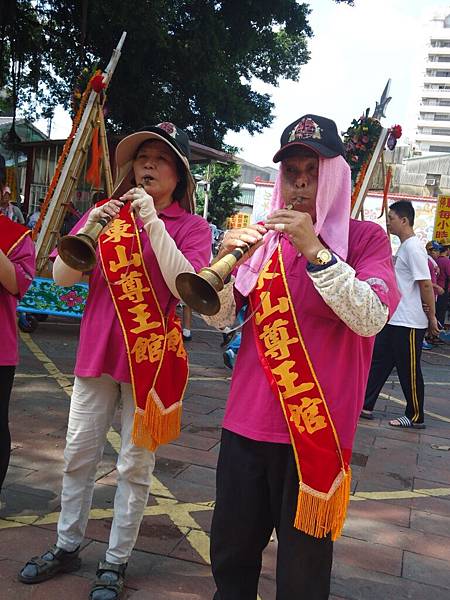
[[98, 204, 188, 451], [249, 244, 351, 540], [0, 214, 31, 256]]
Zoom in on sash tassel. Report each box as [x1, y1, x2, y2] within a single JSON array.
[[98, 205, 188, 453], [132, 392, 182, 451], [295, 468, 352, 541], [250, 245, 351, 540]]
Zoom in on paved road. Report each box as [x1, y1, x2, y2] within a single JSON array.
[[1, 314, 449, 599]]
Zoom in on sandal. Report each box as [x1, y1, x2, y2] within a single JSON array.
[[389, 416, 426, 429], [360, 409, 374, 420], [89, 560, 127, 600], [18, 544, 81, 584]]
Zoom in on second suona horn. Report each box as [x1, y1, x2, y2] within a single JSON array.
[[176, 240, 254, 316], [176, 217, 276, 316]]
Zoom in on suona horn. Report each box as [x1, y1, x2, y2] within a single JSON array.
[[57, 182, 147, 271]]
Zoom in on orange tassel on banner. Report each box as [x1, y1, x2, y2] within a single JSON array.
[[86, 126, 102, 188], [379, 165, 392, 219]]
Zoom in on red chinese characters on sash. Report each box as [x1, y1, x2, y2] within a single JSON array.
[[249, 244, 351, 540], [98, 205, 188, 451], [0, 214, 31, 256]]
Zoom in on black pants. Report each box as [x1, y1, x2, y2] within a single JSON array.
[[363, 324, 426, 423], [0, 366, 16, 492], [436, 292, 449, 327], [210, 429, 333, 600]]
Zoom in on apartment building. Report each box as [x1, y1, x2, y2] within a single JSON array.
[[416, 10, 450, 153]]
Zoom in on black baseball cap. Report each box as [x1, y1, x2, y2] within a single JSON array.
[[273, 114, 346, 162]]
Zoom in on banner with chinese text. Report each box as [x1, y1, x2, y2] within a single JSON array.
[[433, 195, 450, 245]]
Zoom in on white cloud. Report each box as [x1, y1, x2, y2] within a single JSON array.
[[225, 0, 447, 165]]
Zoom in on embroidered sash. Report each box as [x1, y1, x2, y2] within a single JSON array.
[[98, 204, 188, 451], [0, 214, 31, 256], [249, 244, 351, 540]]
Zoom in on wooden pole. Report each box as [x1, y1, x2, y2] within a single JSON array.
[[98, 107, 113, 197]]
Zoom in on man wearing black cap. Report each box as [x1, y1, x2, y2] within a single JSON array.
[[205, 114, 400, 599]]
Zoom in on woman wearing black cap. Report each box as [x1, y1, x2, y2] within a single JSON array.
[[18, 123, 211, 600]]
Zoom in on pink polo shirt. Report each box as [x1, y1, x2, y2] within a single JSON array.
[[0, 236, 36, 366], [436, 255, 450, 290], [58, 202, 211, 382], [428, 257, 438, 286], [223, 220, 399, 450]]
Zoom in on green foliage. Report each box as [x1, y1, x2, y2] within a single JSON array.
[[195, 161, 241, 228], [0, 0, 349, 146]]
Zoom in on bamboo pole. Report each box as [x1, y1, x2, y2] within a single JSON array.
[[34, 32, 127, 274]]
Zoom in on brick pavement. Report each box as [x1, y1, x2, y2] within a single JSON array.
[[0, 314, 449, 599]]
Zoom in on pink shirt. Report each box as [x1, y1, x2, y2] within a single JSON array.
[[1, 236, 36, 365], [427, 257, 438, 286], [436, 255, 450, 290], [58, 202, 211, 382], [223, 220, 399, 451]]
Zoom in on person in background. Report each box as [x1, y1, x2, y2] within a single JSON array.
[[181, 304, 193, 341], [27, 197, 45, 229], [207, 215, 218, 256], [435, 244, 450, 329], [0, 186, 25, 224], [204, 114, 400, 599], [0, 212, 35, 505], [222, 306, 246, 370], [60, 201, 82, 236], [362, 201, 440, 427], [423, 240, 444, 349]]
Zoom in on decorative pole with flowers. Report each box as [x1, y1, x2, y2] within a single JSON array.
[[33, 32, 127, 275], [344, 111, 402, 220]]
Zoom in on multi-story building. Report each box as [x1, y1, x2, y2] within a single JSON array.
[[416, 10, 450, 154]]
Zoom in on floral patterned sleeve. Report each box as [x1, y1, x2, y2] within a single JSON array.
[[201, 279, 237, 329], [308, 259, 388, 337]]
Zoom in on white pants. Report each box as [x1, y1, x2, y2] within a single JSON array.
[[57, 374, 155, 564]]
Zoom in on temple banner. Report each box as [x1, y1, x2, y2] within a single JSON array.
[[433, 195, 450, 246]]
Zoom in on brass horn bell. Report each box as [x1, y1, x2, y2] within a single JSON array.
[[176, 244, 250, 316], [57, 217, 109, 272]]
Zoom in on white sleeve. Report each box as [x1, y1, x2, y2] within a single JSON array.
[[308, 260, 389, 337], [407, 243, 431, 281], [143, 218, 195, 299]]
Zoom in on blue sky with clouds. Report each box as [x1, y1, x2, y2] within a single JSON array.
[[225, 0, 448, 165]]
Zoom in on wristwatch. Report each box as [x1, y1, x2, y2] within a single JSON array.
[[313, 248, 333, 266]]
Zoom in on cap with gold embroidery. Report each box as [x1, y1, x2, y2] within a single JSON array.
[[273, 114, 346, 162]]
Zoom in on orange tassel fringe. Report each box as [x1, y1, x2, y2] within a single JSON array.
[[132, 394, 182, 451], [294, 468, 352, 541]]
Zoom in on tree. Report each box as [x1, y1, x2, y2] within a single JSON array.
[[195, 161, 241, 227], [0, 1, 354, 147]]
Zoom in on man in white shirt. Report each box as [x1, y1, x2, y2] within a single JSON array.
[[361, 201, 440, 428]]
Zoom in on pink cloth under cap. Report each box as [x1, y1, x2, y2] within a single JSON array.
[[235, 155, 351, 297]]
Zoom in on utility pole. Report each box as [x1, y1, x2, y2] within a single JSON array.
[[203, 162, 211, 219]]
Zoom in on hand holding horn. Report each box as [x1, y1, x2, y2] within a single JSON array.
[[176, 223, 266, 316]]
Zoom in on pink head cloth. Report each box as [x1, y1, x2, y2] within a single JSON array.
[[235, 155, 351, 297]]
